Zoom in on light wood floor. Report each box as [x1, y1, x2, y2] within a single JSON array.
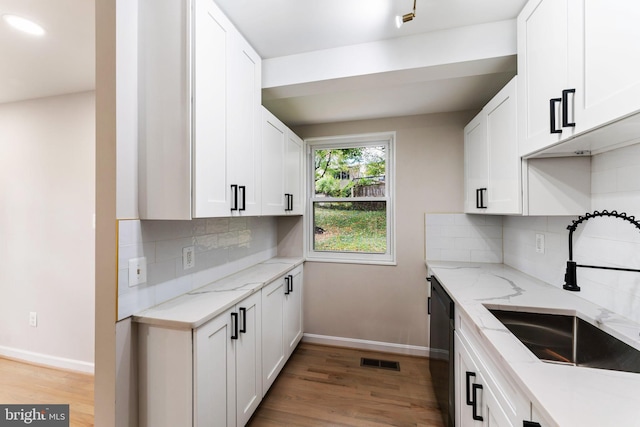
[[0, 357, 94, 427], [248, 343, 446, 427], [0, 344, 443, 427]]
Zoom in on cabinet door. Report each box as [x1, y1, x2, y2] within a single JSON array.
[[194, 307, 236, 427], [464, 112, 487, 213], [261, 276, 286, 394], [261, 108, 288, 215], [480, 373, 516, 427], [518, 0, 575, 156], [455, 333, 483, 427], [236, 292, 263, 426], [571, 0, 640, 133], [192, 0, 231, 218], [227, 31, 262, 216], [485, 78, 521, 215], [285, 131, 304, 215], [284, 266, 303, 357]]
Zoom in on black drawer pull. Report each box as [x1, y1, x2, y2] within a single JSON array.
[[465, 371, 476, 405], [562, 88, 576, 128], [550, 98, 562, 134], [239, 307, 247, 333], [230, 312, 239, 340], [472, 383, 483, 421], [230, 185, 238, 211]]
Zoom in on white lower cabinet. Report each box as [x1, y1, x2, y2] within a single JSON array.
[[456, 317, 538, 427], [456, 313, 559, 427], [139, 291, 262, 427], [455, 332, 516, 427], [262, 264, 304, 394]]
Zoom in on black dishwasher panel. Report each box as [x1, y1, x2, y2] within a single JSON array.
[[429, 276, 454, 427]]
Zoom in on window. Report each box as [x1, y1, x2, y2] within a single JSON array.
[[305, 132, 395, 264]]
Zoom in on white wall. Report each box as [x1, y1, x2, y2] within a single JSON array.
[[503, 143, 640, 324], [0, 92, 95, 372]]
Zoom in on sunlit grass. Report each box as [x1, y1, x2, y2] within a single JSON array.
[[314, 205, 386, 253]]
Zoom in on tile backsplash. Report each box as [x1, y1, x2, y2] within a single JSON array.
[[425, 144, 640, 324], [425, 213, 503, 263], [504, 143, 640, 324], [117, 217, 277, 319]]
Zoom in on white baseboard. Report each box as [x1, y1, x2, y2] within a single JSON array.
[[0, 345, 94, 374], [302, 333, 430, 357]]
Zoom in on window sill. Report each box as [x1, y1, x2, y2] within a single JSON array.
[[304, 255, 397, 266]]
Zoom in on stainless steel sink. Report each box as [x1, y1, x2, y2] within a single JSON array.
[[488, 309, 640, 374]]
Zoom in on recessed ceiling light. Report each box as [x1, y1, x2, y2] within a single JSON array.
[[2, 14, 46, 36]]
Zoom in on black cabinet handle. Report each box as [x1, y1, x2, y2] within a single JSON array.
[[427, 297, 431, 315], [562, 88, 576, 128], [284, 276, 290, 295], [239, 186, 246, 211], [550, 98, 563, 134], [472, 383, 484, 421], [239, 307, 247, 333], [287, 275, 293, 293], [465, 371, 476, 405], [284, 194, 293, 211], [523, 422, 542, 427], [231, 185, 238, 211], [231, 312, 239, 340], [476, 188, 487, 209]]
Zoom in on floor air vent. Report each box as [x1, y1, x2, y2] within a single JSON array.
[[360, 357, 400, 371]]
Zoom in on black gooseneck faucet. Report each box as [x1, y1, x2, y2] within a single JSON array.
[[564, 210, 640, 291]]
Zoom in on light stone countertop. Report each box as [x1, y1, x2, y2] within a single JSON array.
[[133, 257, 304, 329], [427, 261, 640, 427]]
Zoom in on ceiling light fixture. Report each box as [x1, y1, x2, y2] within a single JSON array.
[[395, 0, 417, 28], [2, 14, 46, 36]]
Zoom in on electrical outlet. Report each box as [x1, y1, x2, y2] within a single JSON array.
[[128, 257, 147, 287], [183, 246, 195, 270], [535, 233, 545, 254], [29, 312, 37, 327]]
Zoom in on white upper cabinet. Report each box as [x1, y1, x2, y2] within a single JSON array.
[[518, 0, 640, 156], [571, 1, 640, 133], [517, 0, 573, 156], [261, 107, 304, 216], [465, 77, 521, 215], [192, 0, 231, 218], [485, 79, 521, 214], [464, 112, 487, 213], [227, 32, 262, 217], [138, 0, 261, 219], [285, 132, 304, 215]]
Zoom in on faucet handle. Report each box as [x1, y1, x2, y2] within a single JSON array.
[[563, 260, 580, 291]]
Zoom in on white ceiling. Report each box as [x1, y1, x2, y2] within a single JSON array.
[[0, 0, 527, 126], [0, 0, 94, 105], [215, 0, 526, 59]]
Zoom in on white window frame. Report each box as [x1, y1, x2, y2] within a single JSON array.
[[304, 132, 396, 265]]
